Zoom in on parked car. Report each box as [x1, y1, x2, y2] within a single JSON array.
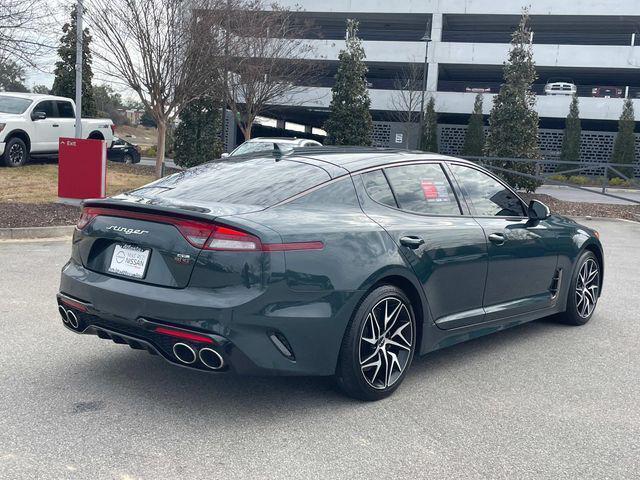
[[222, 137, 322, 157], [591, 86, 624, 98], [57, 149, 603, 401], [0, 92, 115, 167], [108, 137, 141, 164], [544, 79, 577, 96]]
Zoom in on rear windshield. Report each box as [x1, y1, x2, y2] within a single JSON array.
[[130, 158, 330, 207], [0, 96, 32, 114]]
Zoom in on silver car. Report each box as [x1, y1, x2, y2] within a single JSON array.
[[223, 137, 322, 157]]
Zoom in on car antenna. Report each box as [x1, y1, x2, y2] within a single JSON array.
[[273, 143, 282, 161]]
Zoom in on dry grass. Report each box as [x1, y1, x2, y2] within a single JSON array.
[[0, 162, 156, 204]]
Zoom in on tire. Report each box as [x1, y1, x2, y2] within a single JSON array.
[[2, 137, 29, 167], [335, 285, 417, 401], [557, 250, 601, 326], [123, 153, 134, 164]]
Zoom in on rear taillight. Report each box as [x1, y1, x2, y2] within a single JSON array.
[[76, 207, 100, 229], [205, 225, 261, 251], [76, 206, 324, 252]]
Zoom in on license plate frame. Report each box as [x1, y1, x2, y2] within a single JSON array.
[[108, 244, 151, 279]]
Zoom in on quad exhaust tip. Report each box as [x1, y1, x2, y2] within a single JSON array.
[[67, 310, 79, 329], [172, 343, 197, 364], [58, 305, 69, 324], [199, 348, 224, 370], [59, 305, 79, 329]]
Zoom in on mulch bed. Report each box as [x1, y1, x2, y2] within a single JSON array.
[[1, 191, 638, 229], [522, 193, 640, 222], [1, 202, 80, 229]]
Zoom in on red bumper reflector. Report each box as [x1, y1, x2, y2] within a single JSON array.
[[263, 241, 324, 251], [59, 297, 89, 312], [154, 326, 214, 344]]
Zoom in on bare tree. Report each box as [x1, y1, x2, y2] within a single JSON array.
[[224, 3, 319, 141], [389, 62, 422, 149], [0, 0, 53, 68], [87, 0, 231, 177]]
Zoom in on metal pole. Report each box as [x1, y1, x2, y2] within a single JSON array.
[[74, 0, 83, 138], [419, 43, 429, 145]]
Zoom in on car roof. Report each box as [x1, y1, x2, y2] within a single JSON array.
[[282, 147, 473, 177], [0, 92, 73, 102], [247, 137, 320, 145]]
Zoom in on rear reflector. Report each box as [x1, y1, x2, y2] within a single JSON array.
[[263, 241, 324, 252], [58, 296, 89, 312], [154, 326, 214, 344]]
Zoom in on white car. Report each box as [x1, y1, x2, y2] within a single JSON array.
[[0, 92, 115, 167], [544, 80, 577, 96], [223, 137, 322, 157]]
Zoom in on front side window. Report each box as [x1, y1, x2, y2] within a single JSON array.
[[56, 101, 75, 118], [33, 101, 56, 118], [383, 163, 460, 216], [449, 164, 527, 217]]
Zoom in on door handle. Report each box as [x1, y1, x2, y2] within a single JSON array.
[[52, 124, 59, 127], [488, 233, 505, 245], [400, 236, 425, 249]]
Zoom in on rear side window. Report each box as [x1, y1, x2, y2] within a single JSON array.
[[131, 158, 330, 207], [449, 164, 527, 217], [384, 163, 461, 216], [362, 170, 397, 207], [56, 101, 75, 118]]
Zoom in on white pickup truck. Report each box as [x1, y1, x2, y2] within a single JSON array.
[[0, 92, 115, 167]]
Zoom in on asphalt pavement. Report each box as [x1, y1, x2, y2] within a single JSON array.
[[1, 218, 639, 479]]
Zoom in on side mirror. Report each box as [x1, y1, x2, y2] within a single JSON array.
[[220, 152, 230, 158], [528, 199, 550, 220], [32, 111, 47, 121]]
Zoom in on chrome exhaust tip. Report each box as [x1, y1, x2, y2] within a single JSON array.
[[172, 343, 197, 364], [199, 348, 224, 370], [58, 305, 69, 324], [66, 310, 79, 329]]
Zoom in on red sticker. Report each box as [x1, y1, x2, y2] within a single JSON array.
[[421, 180, 438, 200]]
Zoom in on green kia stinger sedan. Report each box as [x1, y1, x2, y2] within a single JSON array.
[[57, 148, 603, 400]]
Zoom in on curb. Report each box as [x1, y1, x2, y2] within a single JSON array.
[[0, 225, 75, 240]]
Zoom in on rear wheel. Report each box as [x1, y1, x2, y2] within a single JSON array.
[[335, 285, 416, 401], [557, 251, 601, 325], [123, 153, 134, 164], [2, 137, 28, 167]]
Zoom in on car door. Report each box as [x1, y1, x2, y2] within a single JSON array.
[[30, 100, 58, 152], [448, 163, 559, 321], [358, 162, 488, 329], [54, 101, 77, 139]]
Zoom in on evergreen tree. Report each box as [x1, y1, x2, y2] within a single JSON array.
[[173, 98, 223, 169], [611, 98, 637, 179], [32, 85, 51, 94], [0, 60, 28, 92], [421, 97, 438, 152], [51, 5, 96, 117], [558, 95, 581, 172], [462, 94, 485, 156], [484, 10, 541, 192], [324, 20, 372, 146]]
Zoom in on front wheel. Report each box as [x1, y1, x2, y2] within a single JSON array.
[[557, 251, 601, 325], [123, 153, 134, 164], [335, 285, 416, 401], [2, 137, 29, 167]]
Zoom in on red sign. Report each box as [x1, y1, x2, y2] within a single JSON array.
[[421, 180, 438, 200], [58, 138, 106, 200]]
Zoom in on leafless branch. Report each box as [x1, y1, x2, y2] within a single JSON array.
[[389, 62, 423, 147], [0, 0, 55, 68]]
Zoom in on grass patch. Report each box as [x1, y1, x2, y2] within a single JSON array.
[[0, 162, 156, 204]]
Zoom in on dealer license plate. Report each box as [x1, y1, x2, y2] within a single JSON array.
[[108, 244, 151, 279]]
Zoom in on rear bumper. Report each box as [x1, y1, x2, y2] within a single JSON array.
[[58, 260, 360, 376]]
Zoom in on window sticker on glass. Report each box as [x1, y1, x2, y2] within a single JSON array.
[[421, 180, 451, 203]]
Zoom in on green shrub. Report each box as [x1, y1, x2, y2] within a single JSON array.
[[548, 174, 567, 183], [568, 175, 589, 186], [608, 177, 632, 187]]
